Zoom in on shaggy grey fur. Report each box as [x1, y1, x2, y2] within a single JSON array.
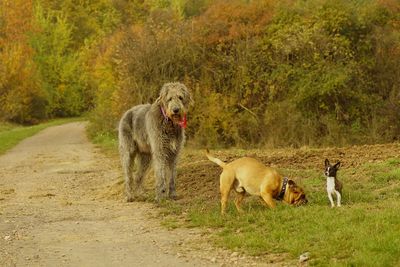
[[118, 82, 193, 202]]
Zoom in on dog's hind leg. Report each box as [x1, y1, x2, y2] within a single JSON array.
[[234, 192, 246, 213], [119, 119, 138, 202], [121, 149, 136, 202], [219, 170, 235, 215], [133, 153, 151, 199]]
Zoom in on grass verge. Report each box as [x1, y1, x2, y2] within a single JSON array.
[[89, 134, 400, 266], [89, 131, 118, 154], [184, 158, 400, 266], [0, 118, 84, 155]]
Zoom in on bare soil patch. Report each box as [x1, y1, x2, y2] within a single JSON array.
[[173, 143, 400, 203]]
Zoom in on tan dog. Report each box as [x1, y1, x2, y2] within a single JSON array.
[[206, 150, 308, 214]]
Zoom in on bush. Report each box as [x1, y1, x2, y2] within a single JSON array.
[[4, 0, 398, 147], [85, 0, 400, 147]]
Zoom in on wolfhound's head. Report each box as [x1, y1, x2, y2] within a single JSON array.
[[156, 82, 193, 125]]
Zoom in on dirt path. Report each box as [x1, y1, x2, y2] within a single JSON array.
[[0, 122, 265, 267]]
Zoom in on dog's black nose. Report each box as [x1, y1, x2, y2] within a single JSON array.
[[173, 108, 180, 114]]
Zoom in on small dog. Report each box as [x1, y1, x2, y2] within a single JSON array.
[[206, 150, 308, 214], [324, 159, 343, 207]]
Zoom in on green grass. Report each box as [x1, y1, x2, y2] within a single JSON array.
[[160, 217, 181, 230], [90, 135, 400, 266], [89, 131, 118, 154], [185, 159, 400, 266], [0, 118, 84, 155], [188, 201, 400, 266]]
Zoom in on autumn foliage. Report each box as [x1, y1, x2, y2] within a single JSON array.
[[1, 0, 399, 147]]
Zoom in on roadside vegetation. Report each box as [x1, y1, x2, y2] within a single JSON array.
[[1, 0, 400, 148]]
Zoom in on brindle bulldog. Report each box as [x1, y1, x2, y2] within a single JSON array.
[[206, 150, 308, 214]]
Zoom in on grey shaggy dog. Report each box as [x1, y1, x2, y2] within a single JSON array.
[[118, 82, 193, 202]]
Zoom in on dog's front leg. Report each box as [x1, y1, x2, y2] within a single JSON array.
[[153, 155, 170, 202], [327, 191, 335, 207], [168, 149, 182, 200], [335, 191, 341, 207], [260, 191, 276, 209], [168, 161, 177, 200]]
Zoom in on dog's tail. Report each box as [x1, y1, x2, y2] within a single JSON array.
[[205, 149, 226, 168]]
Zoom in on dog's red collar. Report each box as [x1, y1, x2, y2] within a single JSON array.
[[276, 177, 288, 200], [160, 106, 187, 129]]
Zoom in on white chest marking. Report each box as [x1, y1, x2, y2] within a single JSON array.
[[326, 176, 336, 194]]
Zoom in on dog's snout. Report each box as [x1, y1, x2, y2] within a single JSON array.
[[297, 198, 308, 206], [173, 107, 180, 114]]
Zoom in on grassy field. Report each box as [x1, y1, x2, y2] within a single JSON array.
[[184, 160, 400, 266], [90, 133, 400, 266], [0, 118, 84, 155]]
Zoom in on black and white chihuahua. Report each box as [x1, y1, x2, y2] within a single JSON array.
[[324, 159, 343, 207]]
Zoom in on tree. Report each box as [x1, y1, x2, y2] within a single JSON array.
[[0, 0, 46, 123]]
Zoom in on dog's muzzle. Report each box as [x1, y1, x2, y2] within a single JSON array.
[[296, 196, 308, 206]]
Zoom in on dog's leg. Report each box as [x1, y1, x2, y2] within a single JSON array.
[[168, 157, 178, 200], [132, 153, 151, 199], [335, 191, 342, 207], [260, 191, 276, 209], [119, 123, 138, 202], [121, 150, 136, 202], [219, 170, 235, 215], [153, 156, 171, 202], [234, 192, 246, 213], [154, 165, 169, 202], [327, 191, 335, 207]]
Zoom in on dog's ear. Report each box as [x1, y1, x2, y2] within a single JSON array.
[[155, 96, 162, 105], [288, 180, 295, 188], [156, 84, 169, 106], [334, 161, 341, 169], [325, 159, 330, 167]]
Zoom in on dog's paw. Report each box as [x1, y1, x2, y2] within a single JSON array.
[[168, 193, 181, 200], [155, 195, 167, 203]]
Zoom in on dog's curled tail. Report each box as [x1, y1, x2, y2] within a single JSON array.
[[205, 149, 226, 168]]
